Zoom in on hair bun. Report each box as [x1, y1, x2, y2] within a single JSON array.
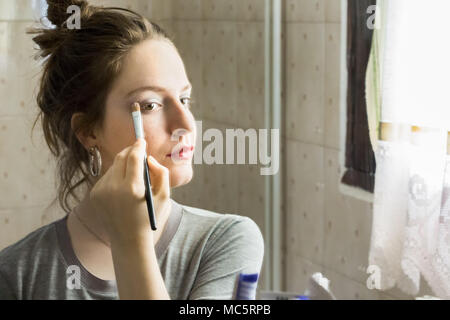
[[46, 0, 89, 27]]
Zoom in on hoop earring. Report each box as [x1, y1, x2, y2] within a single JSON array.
[[88, 146, 102, 177]]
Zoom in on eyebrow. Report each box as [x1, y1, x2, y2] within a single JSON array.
[[126, 83, 192, 97]]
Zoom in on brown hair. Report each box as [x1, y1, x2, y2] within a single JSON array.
[[28, 0, 173, 213]]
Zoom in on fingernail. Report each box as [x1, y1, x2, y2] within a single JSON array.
[[149, 155, 159, 165]]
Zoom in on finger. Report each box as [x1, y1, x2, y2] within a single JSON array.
[[125, 138, 147, 184], [111, 144, 134, 180], [147, 155, 170, 197]]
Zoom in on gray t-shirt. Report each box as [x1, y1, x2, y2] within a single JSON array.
[[0, 199, 264, 300]]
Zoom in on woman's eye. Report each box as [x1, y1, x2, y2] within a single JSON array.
[[181, 97, 192, 108], [141, 102, 160, 112]]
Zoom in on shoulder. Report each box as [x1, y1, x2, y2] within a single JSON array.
[[180, 204, 263, 237], [0, 219, 61, 299], [178, 204, 264, 257], [0, 219, 61, 275]]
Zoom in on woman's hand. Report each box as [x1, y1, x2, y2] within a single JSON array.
[[89, 138, 171, 246]]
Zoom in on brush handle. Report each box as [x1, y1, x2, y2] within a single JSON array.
[[143, 157, 157, 231]]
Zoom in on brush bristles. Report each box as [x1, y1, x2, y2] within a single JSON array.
[[131, 102, 140, 112]]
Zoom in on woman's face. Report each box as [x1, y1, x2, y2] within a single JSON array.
[[94, 39, 196, 188]]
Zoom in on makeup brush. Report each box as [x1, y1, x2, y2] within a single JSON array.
[[131, 102, 157, 231]]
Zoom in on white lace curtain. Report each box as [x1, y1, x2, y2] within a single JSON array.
[[367, 0, 450, 298]]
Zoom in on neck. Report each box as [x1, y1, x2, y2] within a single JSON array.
[[74, 191, 111, 246], [73, 191, 172, 247]]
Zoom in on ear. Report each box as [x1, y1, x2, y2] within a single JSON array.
[[70, 112, 99, 150]]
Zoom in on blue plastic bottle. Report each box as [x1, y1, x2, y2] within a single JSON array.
[[235, 273, 259, 300]]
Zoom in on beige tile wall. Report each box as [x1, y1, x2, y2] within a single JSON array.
[[168, 0, 269, 290], [0, 5, 61, 248], [168, 5, 263, 220]]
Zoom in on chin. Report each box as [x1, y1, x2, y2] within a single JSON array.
[[169, 164, 193, 189]]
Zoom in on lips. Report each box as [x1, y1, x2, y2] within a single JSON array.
[[167, 145, 194, 159]]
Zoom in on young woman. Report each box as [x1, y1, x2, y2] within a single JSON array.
[[0, 0, 264, 300]]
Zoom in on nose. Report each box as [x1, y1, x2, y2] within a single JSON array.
[[166, 97, 195, 143]]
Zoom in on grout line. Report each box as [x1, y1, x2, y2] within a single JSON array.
[[0, 114, 32, 120], [171, 18, 340, 24], [172, 18, 265, 23], [284, 20, 333, 24], [284, 136, 340, 151], [0, 201, 56, 211], [0, 19, 35, 23], [198, 116, 341, 151]]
